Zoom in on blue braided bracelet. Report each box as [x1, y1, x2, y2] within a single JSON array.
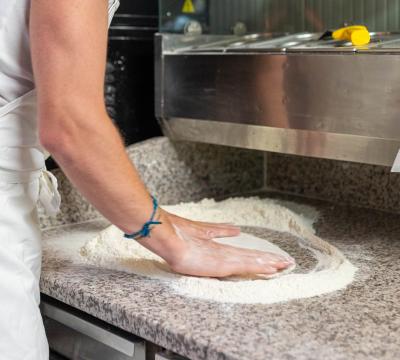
[[124, 196, 162, 240]]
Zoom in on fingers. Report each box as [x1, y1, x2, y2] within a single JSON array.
[[220, 245, 295, 276], [249, 251, 294, 270], [227, 255, 293, 277], [255, 253, 294, 271], [237, 263, 278, 276], [223, 242, 293, 264]]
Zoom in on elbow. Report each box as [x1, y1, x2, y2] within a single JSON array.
[[38, 100, 107, 161], [39, 128, 67, 156], [38, 107, 80, 161], [39, 126, 77, 165]]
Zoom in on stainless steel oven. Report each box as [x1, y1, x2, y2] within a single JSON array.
[[156, 0, 400, 166]]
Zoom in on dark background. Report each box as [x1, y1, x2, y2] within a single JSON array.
[[105, 0, 161, 145], [116, 1, 158, 16]]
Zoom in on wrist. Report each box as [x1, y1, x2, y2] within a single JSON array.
[[136, 209, 189, 266], [124, 195, 162, 240]]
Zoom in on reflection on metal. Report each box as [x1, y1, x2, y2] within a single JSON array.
[[156, 34, 400, 166], [183, 20, 203, 35], [232, 22, 248, 36], [162, 32, 400, 53], [159, 33, 287, 53]]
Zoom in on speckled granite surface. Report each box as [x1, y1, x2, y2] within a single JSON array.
[[39, 137, 264, 229], [40, 194, 400, 360], [266, 153, 400, 213]]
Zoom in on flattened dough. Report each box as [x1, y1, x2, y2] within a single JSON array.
[[80, 225, 295, 281]]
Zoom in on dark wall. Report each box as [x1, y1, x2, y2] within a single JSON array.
[[105, 0, 161, 146], [116, 0, 158, 16]]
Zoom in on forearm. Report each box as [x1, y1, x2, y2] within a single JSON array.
[[43, 107, 186, 264], [46, 109, 150, 234]]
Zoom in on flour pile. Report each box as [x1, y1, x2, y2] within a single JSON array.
[[79, 197, 357, 304]]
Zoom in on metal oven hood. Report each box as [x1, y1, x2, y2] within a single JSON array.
[[155, 33, 400, 166]]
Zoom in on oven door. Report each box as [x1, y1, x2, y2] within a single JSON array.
[[41, 296, 146, 360]]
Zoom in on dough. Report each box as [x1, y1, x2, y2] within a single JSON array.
[[80, 225, 295, 281], [78, 197, 357, 304]]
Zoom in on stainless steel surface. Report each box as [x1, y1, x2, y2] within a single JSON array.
[[42, 301, 145, 360], [160, 33, 286, 54], [156, 34, 400, 165], [162, 32, 400, 54], [164, 118, 400, 166]]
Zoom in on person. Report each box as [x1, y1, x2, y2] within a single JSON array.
[[0, 1, 294, 359]]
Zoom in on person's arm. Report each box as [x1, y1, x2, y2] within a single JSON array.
[[30, 0, 293, 277], [30, 0, 186, 265], [30, 0, 152, 233]]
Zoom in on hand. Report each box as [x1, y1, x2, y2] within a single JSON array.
[[140, 210, 295, 278], [166, 212, 241, 240]]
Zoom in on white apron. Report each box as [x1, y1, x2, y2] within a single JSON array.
[[0, 1, 119, 359], [0, 91, 61, 360]]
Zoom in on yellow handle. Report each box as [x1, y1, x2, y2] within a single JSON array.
[[332, 25, 371, 46]]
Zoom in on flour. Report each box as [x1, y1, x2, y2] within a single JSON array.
[[79, 197, 357, 304]]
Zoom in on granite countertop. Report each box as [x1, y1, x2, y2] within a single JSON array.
[[40, 193, 400, 360]]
